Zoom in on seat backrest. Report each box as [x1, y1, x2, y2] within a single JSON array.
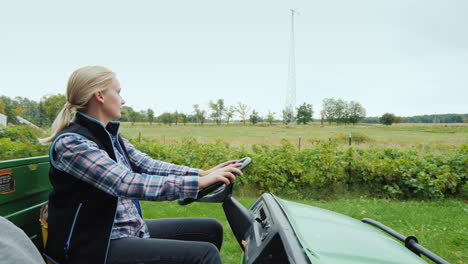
[[0, 216, 45, 264]]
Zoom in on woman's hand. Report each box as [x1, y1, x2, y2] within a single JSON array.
[[199, 160, 238, 177], [198, 164, 243, 189]]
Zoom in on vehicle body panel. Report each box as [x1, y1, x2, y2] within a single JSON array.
[[0, 156, 51, 245], [275, 197, 428, 264]]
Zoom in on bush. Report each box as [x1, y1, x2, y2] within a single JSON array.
[[3, 129, 466, 200], [0, 126, 48, 160], [0, 126, 49, 160], [132, 137, 466, 199], [0, 125, 45, 144], [347, 147, 464, 198]]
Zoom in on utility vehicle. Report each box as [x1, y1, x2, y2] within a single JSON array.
[[0, 156, 449, 263]]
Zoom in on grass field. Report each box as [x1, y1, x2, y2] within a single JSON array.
[[141, 196, 467, 264], [120, 122, 468, 148]]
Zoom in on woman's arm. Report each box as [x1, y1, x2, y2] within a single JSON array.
[[121, 138, 201, 177], [52, 135, 199, 201]]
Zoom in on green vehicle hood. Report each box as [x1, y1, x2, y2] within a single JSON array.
[[275, 197, 428, 264]]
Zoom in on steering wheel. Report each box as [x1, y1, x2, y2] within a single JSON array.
[[178, 157, 251, 206]]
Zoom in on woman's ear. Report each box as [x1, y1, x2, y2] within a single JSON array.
[[93, 91, 105, 104]]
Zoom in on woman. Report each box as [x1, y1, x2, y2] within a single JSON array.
[[40, 66, 242, 264]]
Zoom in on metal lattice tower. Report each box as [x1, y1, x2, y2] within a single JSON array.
[[285, 9, 297, 117]]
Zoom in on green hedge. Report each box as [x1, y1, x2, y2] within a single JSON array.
[[0, 126, 48, 160], [1, 128, 466, 199], [347, 146, 466, 198], [131, 137, 467, 199]]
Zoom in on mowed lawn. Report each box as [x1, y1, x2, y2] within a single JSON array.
[[141, 197, 467, 264], [121, 122, 468, 148]]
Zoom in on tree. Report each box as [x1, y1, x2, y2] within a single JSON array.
[[209, 99, 225, 125], [249, 110, 260, 125], [186, 114, 197, 123], [147, 109, 155, 125], [158, 112, 175, 125], [12, 107, 27, 122], [120, 106, 131, 122], [138, 110, 147, 122], [235, 102, 250, 125], [225, 106, 235, 124], [296, 103, 313, 125], [321, 98, 335, 124], [322, 98, 366, 125], [401, 114, 466, 123], [174, 111, 179, 125], [177, 113, 187, 125], [394, 116, 404, 124], [129, 109, 138, 125], [282, 107, 295, 125], [266, 111, 275, 126], [15, 96, 41, 125], [362, 117, 380, 123], [42, 94, 66, 126], [0, 96, 21, 125], [380, 113, 396, 125], [37, 101, 48, 126], [346, 101, 366, 125], [193, 104, 206, 126], [121, 107, 146, 124], [0, 100, 5, 114], [334, 99, 347, 124]]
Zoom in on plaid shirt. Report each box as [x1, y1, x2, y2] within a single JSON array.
[[52, 129, 200, 240]]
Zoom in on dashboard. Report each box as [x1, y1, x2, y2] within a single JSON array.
[[242, 194, 310, 264]]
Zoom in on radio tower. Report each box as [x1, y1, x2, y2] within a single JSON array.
[[285, 9, 297, 122]]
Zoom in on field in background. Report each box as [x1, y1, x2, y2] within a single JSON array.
[[141, 197, 467, 264], [125, 123, 466, 263], [121, 122, 468, 148]]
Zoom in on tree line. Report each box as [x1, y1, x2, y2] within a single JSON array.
[[319, 98, 366, 125], [363, 113, 468, 125], [113, 98, 367, 126], [0, 95, 63, 127], [0, 94, 320, 126], [1, 94, 465, 127]]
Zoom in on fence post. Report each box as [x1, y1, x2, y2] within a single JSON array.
[[347, 148, 353, 189], [298, 137, 301, 151], [347, 133, 353, 189], [138, 131, 141, 144]]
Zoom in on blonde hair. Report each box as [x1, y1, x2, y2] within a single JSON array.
[[39, 66, 115, 144]]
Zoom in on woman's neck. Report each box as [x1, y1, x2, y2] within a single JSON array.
[[81, 110, 109, 127]]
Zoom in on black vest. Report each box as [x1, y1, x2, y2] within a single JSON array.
[[45, 113, 132, 264]]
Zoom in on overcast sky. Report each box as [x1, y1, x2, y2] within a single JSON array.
[[1, 0, 467, 119]]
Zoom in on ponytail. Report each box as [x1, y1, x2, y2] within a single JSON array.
[[39, 104, 73, 145]]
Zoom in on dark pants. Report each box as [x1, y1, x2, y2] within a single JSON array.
[[107, 218, 223, 264]]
